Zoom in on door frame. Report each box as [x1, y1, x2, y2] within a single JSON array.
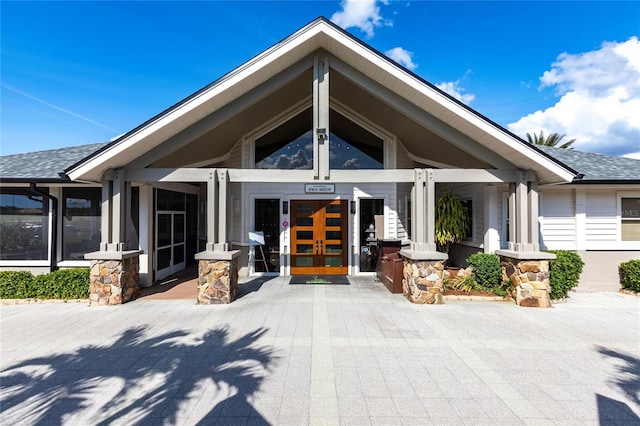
[[290, 199, 349, 275], [154, 210, 186, 281]]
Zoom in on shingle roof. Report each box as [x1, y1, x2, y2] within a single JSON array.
[[536, 146, 640, 183], [0, 142, 109, 182]]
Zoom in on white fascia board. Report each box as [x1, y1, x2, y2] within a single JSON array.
[[68, 23, 327, 182]]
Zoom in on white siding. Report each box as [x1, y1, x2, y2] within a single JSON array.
[[229, 183, 243, 243], [539, 189, 576, 250], [440, 184, 485, 245], [396, 183, 412, 241], [585, 189, 618, 249]]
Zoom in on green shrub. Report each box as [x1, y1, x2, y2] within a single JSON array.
[[0, 268, 89, 300], [619, 260, 640, 292], [467, 253, 502, 290], [545, 250, 584, 300], [466, 253, 508, 296], [0, 271, 35, 299]]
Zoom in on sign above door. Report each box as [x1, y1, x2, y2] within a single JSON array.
[[305, 184, 335, 194]]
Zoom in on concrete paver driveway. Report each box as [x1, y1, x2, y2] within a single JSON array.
[[1, 277, 639, 425]]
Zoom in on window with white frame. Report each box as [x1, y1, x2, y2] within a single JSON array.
[[621, 196, 640, 241]]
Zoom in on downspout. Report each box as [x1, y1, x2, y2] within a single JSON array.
[[29, 183, 58, 272]]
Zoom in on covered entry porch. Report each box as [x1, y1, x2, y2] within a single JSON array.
[[87, 163, 547, 305]]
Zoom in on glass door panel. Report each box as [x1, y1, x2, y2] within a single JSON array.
[[155, 211, 186, 281], [254, 199, 280, 273]]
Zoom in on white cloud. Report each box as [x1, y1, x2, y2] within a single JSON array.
[[331, 0, 392, 38], [508, 37, 640, 157], [385, 47, 417, 70], [2, 83, 118, 133], [435, 80, 475, 105], [623, 152, 640, 160]]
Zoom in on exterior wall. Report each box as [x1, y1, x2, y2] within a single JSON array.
[[439, 183, 486, 266], [396, 183, 412, 242], [584, 189, 618, 249], [540, 186, 640, 251], [241, 181, 397, 276], [577, 250, 640, 291], [229, 182, 243, 243], [447, 183, 485, 244], [539, 189, 576, 250]]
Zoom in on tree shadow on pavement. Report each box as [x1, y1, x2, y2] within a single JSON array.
[[595, 346, 640, 424], [0, 325, 276, 424]]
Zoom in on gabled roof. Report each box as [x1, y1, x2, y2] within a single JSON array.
[[65, 17, 575, 183], [0, 142, 109, 183], [537, 146, 640, 184]]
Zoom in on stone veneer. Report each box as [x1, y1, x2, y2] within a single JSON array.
[[501, 257, 551, 308], [197, 258, 238, 304], [401, 258, 445, 304], [89, 257, 140, 306]]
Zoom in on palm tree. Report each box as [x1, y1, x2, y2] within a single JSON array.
[[526, 131, 576, 149]]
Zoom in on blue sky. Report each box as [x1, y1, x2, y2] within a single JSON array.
[[2, 1, 639, 158]]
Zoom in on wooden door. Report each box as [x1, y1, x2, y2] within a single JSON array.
[[290, 200, 348, 275]]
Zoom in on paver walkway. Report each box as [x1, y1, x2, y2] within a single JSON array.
[[1, 276, 639, 425]]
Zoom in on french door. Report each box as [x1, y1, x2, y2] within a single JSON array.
[[290, 200, 348, 275], [155, 211, 186, 281]]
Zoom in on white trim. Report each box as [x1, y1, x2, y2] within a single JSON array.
[[57, 260, 91, 268], [575, 188, 586, 251], [0, 261, 50, 267]]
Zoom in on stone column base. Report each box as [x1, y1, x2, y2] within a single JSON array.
[[195, 250, 240, 304], [86, 251, 142, 306], [499, 255, 552, 308], [400, 256, 445, 304]]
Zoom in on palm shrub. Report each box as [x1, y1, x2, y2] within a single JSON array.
[[435, 191, 469, 254], [545, 250, 584, 299], [619, 260, 640, 292]]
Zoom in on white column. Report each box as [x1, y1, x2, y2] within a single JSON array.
[[483, 185, 500, 253], [425, 168, 436, 251], [515, 173, 529, 250], [139, 185, 154, 287], [313, 54, 330, 180], [508, 183, 516, 250], [111, 168, 126, 250], [101, 179, 111, 250], [411, 169, 426, 250], [216, 168, 229, 251], [528, 180, 539, 251], [206, 169, 218, 251]]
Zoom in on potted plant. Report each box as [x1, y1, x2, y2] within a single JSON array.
[[435, 190, 470, 256]]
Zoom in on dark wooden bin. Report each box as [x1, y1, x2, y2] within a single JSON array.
[[376, 240, 403, 293]]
